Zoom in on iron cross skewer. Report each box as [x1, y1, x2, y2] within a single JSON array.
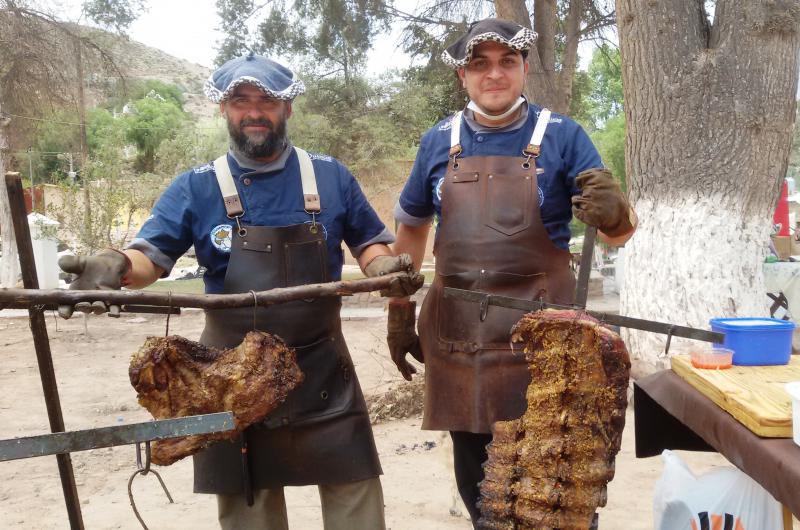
[[442, 287, 724, 344]]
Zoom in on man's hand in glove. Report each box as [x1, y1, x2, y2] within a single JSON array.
[[364, 253, 425, 298], [387, 300, 424, 381], [571, 168, 634, 238], [57, 249, 131, 319]]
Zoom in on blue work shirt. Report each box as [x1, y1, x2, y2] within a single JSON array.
[[395, 103, 602, 249], [129, 148, 393, 293]]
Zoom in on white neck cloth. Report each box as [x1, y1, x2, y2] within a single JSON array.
[[466, 96, 526, 124]]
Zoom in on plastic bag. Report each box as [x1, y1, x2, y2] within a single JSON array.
[[653, 450, 783, 530]]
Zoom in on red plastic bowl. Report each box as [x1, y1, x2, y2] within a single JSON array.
[[690, 348, 734, 370]]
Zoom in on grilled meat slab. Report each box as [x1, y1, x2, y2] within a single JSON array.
[[478, 310, 630, 530], [129, 331, 303, 465]]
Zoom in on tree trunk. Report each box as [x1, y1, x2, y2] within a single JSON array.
[[496, 0, 569, 113], [557, 0, 584, 113], [616, 0, 800, 374], [0, 108, 20, 288], [74, 37, 92, 252]]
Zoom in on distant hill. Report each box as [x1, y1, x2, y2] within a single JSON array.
[[83, 29, 216, 120]]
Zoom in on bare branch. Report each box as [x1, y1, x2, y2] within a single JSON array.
[[0, 272, 413, 310]]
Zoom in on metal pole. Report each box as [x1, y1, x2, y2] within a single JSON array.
[[574, 226, 597, 308], [5, 173, 84, 529]]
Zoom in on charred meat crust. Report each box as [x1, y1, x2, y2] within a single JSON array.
[[129, 331, 304, 465], [478, 309, 631, 530]]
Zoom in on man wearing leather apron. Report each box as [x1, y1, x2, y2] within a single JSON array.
[[57, 54, 423, 529], [386, 19, 637, 527]]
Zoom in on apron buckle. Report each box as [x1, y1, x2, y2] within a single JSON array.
[[449, 143, 462, 170], [522, 145, 539, 169], [230, 214, 247, 237], [522, 155, 532, 169], [308, 211, 319, 233]]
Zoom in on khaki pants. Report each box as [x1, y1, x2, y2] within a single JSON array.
[[217, 477, 386, 530]]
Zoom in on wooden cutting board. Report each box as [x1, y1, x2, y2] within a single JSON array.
[[671, 355, 800, 437]]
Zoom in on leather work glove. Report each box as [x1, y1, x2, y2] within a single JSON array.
[[571, 168, 634, 238], [387, 300, 424, 381], [364, 253, 425, 298], [57, 249, 131, 319]]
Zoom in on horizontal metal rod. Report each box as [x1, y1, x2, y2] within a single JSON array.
[[443, 287, 725, 344], [0, 273, 406, 311], [0, 412, 235, 462]]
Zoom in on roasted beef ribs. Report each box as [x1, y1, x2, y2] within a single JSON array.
[[478, 309, 631, 530], [129, 331, 303, 465]]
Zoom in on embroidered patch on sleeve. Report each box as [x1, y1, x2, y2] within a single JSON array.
[[210, 224, 233, 253]]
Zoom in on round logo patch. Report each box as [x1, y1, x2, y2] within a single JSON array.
[[538, 186, 544, 207], [435, 177, 445, 201], [210, 224, 233, 253]]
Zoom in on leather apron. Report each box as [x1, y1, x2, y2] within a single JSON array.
[[192, 150, 381, 494], [419, 109, 576, 433]]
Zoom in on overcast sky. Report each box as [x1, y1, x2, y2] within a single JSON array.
[[56, 0, 418, 74]]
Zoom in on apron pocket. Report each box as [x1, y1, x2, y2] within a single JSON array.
[[284, 239, 328, 287], [262, 335, 354, 428], [482, 171, 532, 236], [437, 270, 547, 348]]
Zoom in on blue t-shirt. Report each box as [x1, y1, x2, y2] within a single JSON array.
[[129, 149, 393, 293], [395, 104, 602, 249]]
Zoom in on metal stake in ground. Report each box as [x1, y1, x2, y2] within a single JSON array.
[[5, 172, 84, 529]]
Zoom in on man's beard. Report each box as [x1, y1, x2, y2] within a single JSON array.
[[227, 115, 288, 160]]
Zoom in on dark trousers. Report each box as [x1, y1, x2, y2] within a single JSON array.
[[450, 431, 492, 528], [449, 430, 599, 530]]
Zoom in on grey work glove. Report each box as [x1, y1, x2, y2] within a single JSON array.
[[387, 301, 424, 381], [364, 253, 425, 298], [57, 249, 131, 319], [571, 168, 633, 237]]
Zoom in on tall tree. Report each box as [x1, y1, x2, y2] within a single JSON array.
[[215, 0, 388, 92], [616, 1, 800, 373], [123, 90, 186, 172], [394, 0, 616, 114], [0, 0, 140, 286]]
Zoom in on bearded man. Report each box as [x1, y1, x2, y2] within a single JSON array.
[[58, 54, 422, 529]]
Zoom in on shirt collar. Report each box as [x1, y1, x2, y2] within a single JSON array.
[[229, 141, 294, 174]]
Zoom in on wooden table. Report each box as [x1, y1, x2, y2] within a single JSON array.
[[634, 368, 800, 528], [670, 355, 799, 437]]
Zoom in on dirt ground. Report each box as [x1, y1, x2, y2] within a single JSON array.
[[0, 304, 760, 530]]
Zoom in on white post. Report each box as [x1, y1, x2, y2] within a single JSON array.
[[27, 213, 60, 289]]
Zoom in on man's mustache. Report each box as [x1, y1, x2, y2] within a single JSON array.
[[240, 118, 275, 130]]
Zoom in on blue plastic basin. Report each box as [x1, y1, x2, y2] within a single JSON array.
[[709, 317, 795, 366]]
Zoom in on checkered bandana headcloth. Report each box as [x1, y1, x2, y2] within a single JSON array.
[[442, 18, 537, 69], [204, 53, 305, 103]]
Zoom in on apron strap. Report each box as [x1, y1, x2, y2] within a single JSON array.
[[449, 111, 464, 158], [213, 155, 243, 218], [451, 105, 551, 159], [294, 147, 321, 213], [523, 108, 551, 158], [212, 148, 322, 220]]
